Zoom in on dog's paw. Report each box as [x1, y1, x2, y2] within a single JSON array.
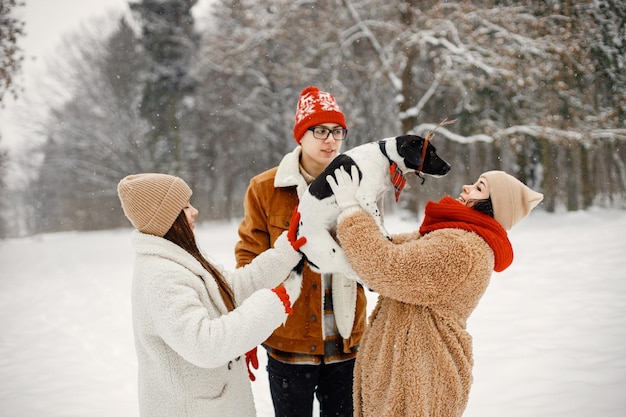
[[377, 224, 391, 241]]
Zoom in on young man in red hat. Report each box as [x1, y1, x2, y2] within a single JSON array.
[[235, 86, 367, 416]]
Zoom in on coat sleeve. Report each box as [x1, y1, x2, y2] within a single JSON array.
[[147, 267, 288, 369], [227, 232, 302, 304], [336, 211, 484, 306]]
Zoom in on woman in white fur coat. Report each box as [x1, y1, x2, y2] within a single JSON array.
[[117, 173, 305, 417], [326, 167, 543, 417]]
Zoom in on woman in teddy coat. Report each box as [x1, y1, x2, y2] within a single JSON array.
[[326, 167, 543, 417], [117, 173, 305, 417]]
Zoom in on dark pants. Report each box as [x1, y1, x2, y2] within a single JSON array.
[[267, 355, 355, 417]]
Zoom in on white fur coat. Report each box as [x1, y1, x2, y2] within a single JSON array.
[[130, 230, 300, 417]]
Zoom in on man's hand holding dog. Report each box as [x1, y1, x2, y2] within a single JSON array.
[[327, 165, 361, 213]]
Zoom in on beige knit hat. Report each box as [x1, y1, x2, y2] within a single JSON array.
[[480, 170, 543, 230], [117, 173, 192, 237]]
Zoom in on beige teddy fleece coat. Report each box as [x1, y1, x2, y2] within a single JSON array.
[[337, 211, 495, 417]]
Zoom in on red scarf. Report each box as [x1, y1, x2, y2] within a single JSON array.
[[418, 196, 514, 272]]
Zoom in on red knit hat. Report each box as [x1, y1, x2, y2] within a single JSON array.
[[293, 86, 347, 144]]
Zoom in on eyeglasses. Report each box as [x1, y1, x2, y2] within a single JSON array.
[[307, 126, 348, 141]]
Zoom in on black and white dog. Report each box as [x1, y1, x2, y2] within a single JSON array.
[[294, 134, 451, 280]]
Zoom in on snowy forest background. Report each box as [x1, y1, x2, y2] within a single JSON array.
[[0, 0, 625, 238]]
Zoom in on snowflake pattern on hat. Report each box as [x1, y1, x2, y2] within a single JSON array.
[[296, 91, 342, 123]]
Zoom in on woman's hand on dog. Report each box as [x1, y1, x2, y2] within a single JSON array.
[[327, 166, 361, 211]]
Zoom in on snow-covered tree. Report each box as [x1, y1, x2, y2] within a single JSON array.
[[130, 0, 199, 174], [0, 0, 25, 237], [586, 0, 625, 123], [334, 0, 625, 211], [30, 16, 150, 233], [7, 0, 625, 236], [0, 0, 24, 105]]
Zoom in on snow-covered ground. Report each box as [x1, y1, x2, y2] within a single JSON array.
[[1, 208, 625, 416]]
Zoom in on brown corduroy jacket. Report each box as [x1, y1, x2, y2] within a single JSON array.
[[235, 148, 366, 355], [337, 210, 495, 417]]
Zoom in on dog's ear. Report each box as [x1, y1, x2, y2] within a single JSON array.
[[396, 135, 425, 170]]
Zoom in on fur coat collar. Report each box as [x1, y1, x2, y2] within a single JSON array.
[[274, 145, 309, 198]]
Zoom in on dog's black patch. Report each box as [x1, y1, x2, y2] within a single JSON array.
[[395, 135, 425, 170], [308, 154, 363, 200]]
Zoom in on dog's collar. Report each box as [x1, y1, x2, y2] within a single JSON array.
[[416, 136, 429, 173], [378, 140, 392, 163], [378, 140, 406, 202]]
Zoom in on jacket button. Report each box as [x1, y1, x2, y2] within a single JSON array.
[[285, 221, 290, 227], [310, 345, 317, 351], [311, 315, 317, 321], [312, 283, 317, 289]]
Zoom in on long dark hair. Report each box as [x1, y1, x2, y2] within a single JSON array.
[[470, 197, 494, 218], [163, 211, 236, 312]]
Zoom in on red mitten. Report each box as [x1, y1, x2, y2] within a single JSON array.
[[287, 206, 307, 251], [245, 346, 259, 381], [272, 286, 293, 315]]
